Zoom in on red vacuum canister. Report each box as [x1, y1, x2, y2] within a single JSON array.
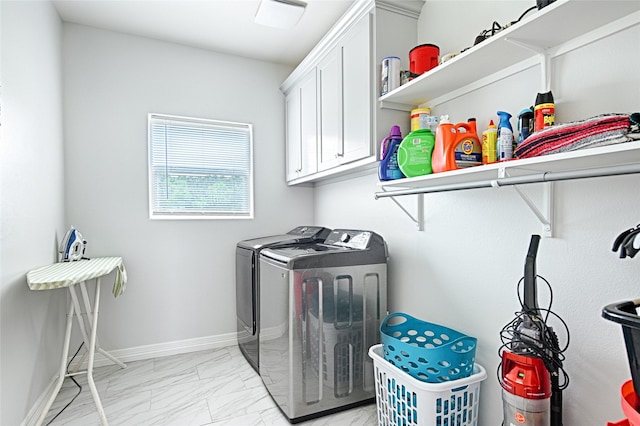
[[501, 351, 552, 425]]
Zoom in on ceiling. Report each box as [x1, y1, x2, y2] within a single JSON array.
[[52, 0, 359, 68]]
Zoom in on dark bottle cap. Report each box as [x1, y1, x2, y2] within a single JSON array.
[[535, 91, 554, 105]]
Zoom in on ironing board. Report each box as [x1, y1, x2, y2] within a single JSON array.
[[26, 257, 128, 426]]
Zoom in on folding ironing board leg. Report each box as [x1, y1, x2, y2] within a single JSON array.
[[69, 280, 108, 425], [87, 278, 108, 425], [79, 281, 126, 369], [68, 285, 91, 355], [35, 300, 75, 426]]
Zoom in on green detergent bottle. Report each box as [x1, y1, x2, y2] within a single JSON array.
[[397, 128, 435, 177]]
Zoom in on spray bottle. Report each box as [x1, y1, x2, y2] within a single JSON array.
[[497, 111, 515, 161], [534, 91, 555, 131], [378, 125, 405, 181], [518, 108, 534, 145]]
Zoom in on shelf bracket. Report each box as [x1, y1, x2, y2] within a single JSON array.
[[380, 187, 424, 231], [504, 37, 551, 92], [513, 182, 554, 238], [499, 167, 554, 237]]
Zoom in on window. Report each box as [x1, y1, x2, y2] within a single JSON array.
[[148, 114, 253, 219]]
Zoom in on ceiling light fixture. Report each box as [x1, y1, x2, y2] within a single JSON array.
[[254, 0, 307, 29]]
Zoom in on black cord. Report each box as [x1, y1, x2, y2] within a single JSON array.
[[515, 6, 538, 24], [497, 274, 571, 391], [45, 343, 84, 425], [498, 311, 571, 390], [471, 5, 540, 47]]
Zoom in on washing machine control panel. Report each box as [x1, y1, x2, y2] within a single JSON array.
[[325, 230, 371, 250], [288, 226, 331, 239]]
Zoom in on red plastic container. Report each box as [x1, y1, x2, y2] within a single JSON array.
[[622, 380, 640, 426], [409, 44, 439, 75], [610, 380, 640, 426]]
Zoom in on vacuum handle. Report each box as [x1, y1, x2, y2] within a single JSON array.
[[523, 235, 541, 313]]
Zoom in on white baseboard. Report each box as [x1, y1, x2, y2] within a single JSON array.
[[22, 375, 58, 426], [23, 332, 239, 426], [76, 331, 239, 369]]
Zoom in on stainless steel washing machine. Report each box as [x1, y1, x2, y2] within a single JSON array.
[[236, 226, 331, 373], [258, 229, 387, 423]]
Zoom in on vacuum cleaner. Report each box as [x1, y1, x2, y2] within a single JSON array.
[[499, 235, 569, 426]]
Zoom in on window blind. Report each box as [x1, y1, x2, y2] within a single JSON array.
[[148, 114, 253, 219]]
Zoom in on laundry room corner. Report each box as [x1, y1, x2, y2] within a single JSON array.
[[60, 23, 315, 353]]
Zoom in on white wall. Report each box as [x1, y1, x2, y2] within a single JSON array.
[[62, 24, 315, 351], [315, 7, 640, 426], [0, 1, 66, 425]]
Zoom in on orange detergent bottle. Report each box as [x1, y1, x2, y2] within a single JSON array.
[[456, 118, 482, 168], [432, 116, 482, 173]]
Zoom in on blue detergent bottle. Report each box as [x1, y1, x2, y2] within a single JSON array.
[[378, 125, 405, 181]]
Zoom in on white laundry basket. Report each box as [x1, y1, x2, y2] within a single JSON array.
[[369, 344, 487, 426]]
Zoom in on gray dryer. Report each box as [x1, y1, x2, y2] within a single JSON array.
[[236, 226, 330, 373]]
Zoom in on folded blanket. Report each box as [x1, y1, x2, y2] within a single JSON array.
[[514, 113, 633, 159]]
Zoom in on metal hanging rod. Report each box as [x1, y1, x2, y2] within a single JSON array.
[[375, 163, 640, 199]]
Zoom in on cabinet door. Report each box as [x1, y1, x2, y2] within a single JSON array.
[[318, 45, 343, 171], [342, 13, 372, 163], [318, 14, 372, 172], [285, 68, 318, 182], [299, 69, 318, 177], [285, 86, 302, 181]]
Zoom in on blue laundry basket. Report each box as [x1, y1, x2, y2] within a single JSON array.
[[380, 312, 477, 383]]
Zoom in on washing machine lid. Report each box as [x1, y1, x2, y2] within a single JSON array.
[[260, 229, 387, 268], [237, 226, 331, 250]]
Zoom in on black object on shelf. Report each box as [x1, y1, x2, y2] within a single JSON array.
[[537, 0, 556, 9], [603, 299, 640, 404]]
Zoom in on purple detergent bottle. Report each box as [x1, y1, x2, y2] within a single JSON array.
[[379, 125, 405, 181]]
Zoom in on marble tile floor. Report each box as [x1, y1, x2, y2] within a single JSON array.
[[43, 345, 378, 426]]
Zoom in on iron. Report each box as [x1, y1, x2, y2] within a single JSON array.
[[59, 226, 87, 262]]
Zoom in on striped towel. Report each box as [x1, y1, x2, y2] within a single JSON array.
[[514, 114, 632, 159], [26, 257, 128, 297]]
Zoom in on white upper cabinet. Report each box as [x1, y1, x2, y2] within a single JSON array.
[[318, 14, 372, 172], [285, 84, 302, 182], [299, 70, 318, 177], [341, 14, 373, 167], [281, 0, 420, 185], [317, 44, 344, 171], [286, 68, 318, 181]]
